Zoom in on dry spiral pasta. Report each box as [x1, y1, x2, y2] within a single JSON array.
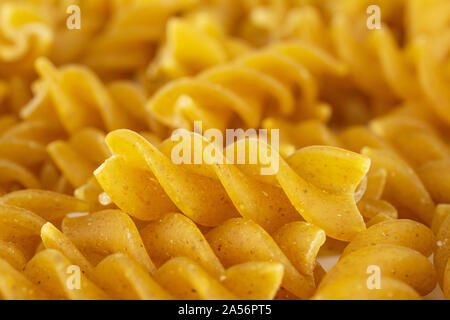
[[147, 41, 346, 132], [0, 0, 199, 75], [330, 0, 450, 122], [0, 0, 448, 301], [146, 12, 251, 87], [16, 58, 160, 192], [0, 194, 318, 299], [78, 0, 200, 76], [0, 182, 437, 300]]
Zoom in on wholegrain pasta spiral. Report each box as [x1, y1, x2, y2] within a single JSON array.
[[148, 41, 346, 132], [0, 114, 67, 194], [147, 12, 251, 87], [0, 207, 318, 300], [0, 1, 53, 75], [0, 0, 448, 301], [24, 58, 150, 133], [331, 0, 450, 123], [79, 0, 199, 76], [95, 129, 368, 241]]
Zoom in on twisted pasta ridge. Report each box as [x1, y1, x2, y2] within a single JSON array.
[[0, 202, 322, 300], [0, 120, 442, 299], [205, 0, 331, 47], [0, 1, 53, 75], [0, 197, 437, 300], [147, 41, 347, 132], [262, 108, 447, 227], [0, 112, 68, 194], [0, 189, 90, 267], [59, 209, 325, 299], [1, 58, 157, 194], [0, 0, 447, 301], [79, 0, 199, 75], [46, 127, 111, 189], [313, 218, 438, 298], [361, 114, 450, 295], [330, 0, 450, 123], [47, 127, 163, 205], [226, 0, 450, 126], [0, 0, 108, 72], [313, 245, 434, 299], [368, 113, 450, 206], [260, 117, 399, 228], [0, 64, 129, 194], [335, 111, 449, 297], [0, 0, 200, 75], [95, 129, 368, 241], [147, 13, 251, 87], [339, 110, 450, 225], [22, 58, 151, 134], [17, 57, 172, 195]]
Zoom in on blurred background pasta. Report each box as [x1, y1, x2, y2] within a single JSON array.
[[0, 0, 449, 300]]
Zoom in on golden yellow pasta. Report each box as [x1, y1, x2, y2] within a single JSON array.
[[312, 275, 422, 300], [0, 0, 448, 302], [95, 129, 368, 240], [318, 244, 437, 296], [147, 41, 346, 132], [147, 13, 250, 87]]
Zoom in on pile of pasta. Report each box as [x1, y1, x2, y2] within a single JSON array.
[[0, 0, 449, 300]]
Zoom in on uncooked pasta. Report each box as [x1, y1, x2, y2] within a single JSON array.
[[0, 0, 449, 301]]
